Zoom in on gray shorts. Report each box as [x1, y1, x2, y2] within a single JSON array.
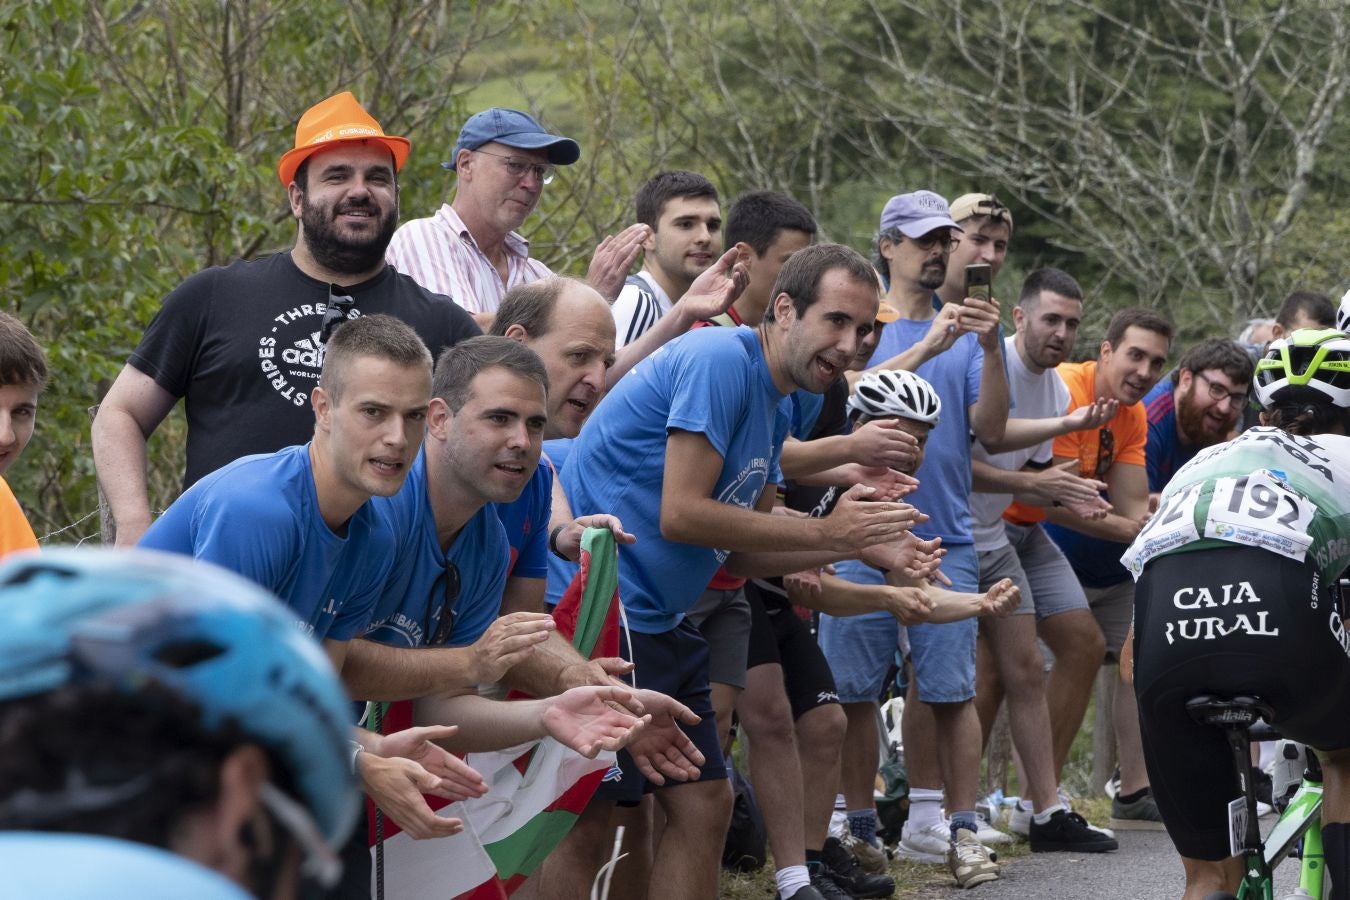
[[977, 543, 1034, 615], [1083, 578, 1134, 662], [685, 586, 752, 689], [1002, 522, 1090, 620]]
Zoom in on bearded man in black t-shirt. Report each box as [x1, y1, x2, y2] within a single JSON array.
[[93, 92, 479, 546]]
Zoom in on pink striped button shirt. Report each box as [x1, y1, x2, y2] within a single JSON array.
[[386, 204, 553, 314]]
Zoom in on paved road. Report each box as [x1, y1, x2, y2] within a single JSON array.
[[916, 828, 1303, 899]]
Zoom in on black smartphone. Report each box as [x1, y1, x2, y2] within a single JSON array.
[[965, 263, 992, 304]]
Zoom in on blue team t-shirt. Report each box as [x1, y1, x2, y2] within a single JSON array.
[[494, 460, 553, 580], [546, 326, 790, 634], [139, 443, 393, 640], [1143, 377, 1195, 491], [364, 449, 510, 649], [867, 318, 983, 544]]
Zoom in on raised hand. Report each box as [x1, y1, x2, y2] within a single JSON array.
[[862, 531, 944, 578], [540, 685, 649, 758], [783, 566, 824, 600], [1038, 459, 1109, 507], [359, 753, 466, 840], [622, 689, 705, 785], [586, 224, 651, 301], [671, 246, 750, 322], [469, 612, 555, 683], [378, 724, 488, 801], [825, 483, 927, 553], [1064, 397, 1118, 433], [919, 303, 967, 358], [847, 418, 921, 471], [885, 585, 935, 625], [1063, 494, 1113, 520], [957, 295, 1002, 349], [554, 514, 638, 562], [980, 577, 1021, 617]]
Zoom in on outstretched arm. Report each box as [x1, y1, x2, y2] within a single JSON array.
[[607, 247, 749, 386]]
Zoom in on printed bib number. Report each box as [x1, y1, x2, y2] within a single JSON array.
[[1122, 483, 1202, 578], [1204, 471, 1314, 562]]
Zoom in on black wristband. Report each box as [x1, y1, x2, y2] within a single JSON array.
[[549, 525, 569, 561]]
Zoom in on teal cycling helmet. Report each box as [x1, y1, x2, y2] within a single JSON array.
[[1254, 328, 1350, 410], [0, 549, 358, 885]]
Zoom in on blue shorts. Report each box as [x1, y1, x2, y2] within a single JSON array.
[[595, 618, 727, 804], [819, 544, 980, 704]]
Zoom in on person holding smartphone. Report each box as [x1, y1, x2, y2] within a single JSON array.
[[828, 190, 1013, 886]]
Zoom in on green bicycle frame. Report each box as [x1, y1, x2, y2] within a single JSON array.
[[1236, 777, 1324, 899]]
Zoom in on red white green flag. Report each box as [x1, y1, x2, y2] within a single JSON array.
[[369, 527, 622, 898]]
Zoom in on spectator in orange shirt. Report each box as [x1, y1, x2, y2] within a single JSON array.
[[0, 313, 46, 556], [1008, 306, 1173, 830]]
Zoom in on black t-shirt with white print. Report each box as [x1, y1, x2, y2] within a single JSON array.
[[130, 252, 479, 488]]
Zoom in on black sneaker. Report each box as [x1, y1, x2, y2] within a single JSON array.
[[777, 886, 827, 900], [820, 837, 896, 898], [1029, 809, 1119, 853], [777, 874, 851, 900], [809, 870, 855, 900]]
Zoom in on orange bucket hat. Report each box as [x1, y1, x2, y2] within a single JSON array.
[[277, 91, 411, 188]]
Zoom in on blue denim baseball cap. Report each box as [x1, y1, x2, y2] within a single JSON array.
[[879, 190, 963, 238], [443, 107, 581, 171]]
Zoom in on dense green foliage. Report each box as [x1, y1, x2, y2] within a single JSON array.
[[4, 0, 1348, 536]]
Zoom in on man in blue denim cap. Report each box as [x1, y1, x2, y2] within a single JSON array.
[[389, 108, 648, 324]]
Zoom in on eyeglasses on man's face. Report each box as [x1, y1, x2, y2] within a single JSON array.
[[474, 149, 556, 186], [908, 231, 960, 254], [1194, 370, 1248, 408]]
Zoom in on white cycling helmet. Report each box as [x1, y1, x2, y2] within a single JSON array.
[[847, 369, 942, 425], [1254, 328, 1350, 410], [1337, 287, 1350, 335]]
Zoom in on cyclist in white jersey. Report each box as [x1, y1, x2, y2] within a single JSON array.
[[1125, 329, 1350, 900]]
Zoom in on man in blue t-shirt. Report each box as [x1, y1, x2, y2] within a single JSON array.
[[541, 243, 931, 900], [141, 315, 491, 846], [1142, 338, 1252, 493], [336, 337, 670, 760]]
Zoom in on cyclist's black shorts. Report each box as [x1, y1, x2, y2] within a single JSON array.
[[1134, 544, 1350, 860], [744, 581, 840, 721]]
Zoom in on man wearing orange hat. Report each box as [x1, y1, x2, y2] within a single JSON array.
[[93, 92, 480, 547]]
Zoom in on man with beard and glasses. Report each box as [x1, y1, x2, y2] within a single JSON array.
[[1004, 306, 1174, 832], [1142, 338, 1253, 490], [92, 92, 479, 546]]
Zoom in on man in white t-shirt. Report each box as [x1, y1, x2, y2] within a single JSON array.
[[612, 171, 723, 345], [970, 268, 1118, 847]]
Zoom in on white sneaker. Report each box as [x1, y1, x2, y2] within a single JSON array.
[[974, 814, 1012, 845], [1009, 805, 1032, 838], [947, 828, 1000, 888], [896, 820, 951, 864]]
